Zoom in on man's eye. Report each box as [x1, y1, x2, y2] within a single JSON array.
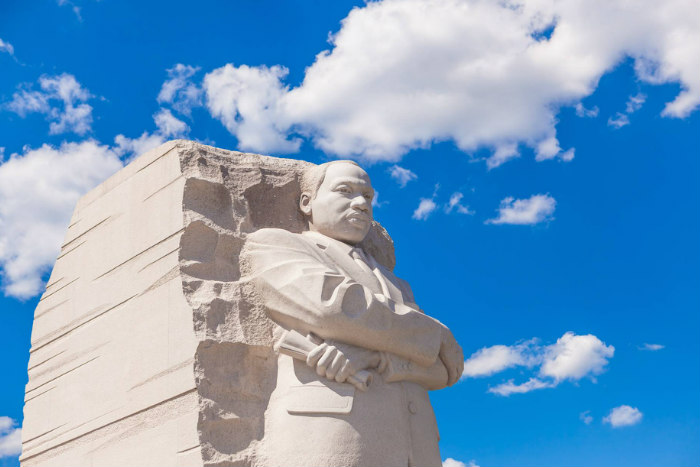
[[363, 193, 372, 200], [336, 186, 351, 193]]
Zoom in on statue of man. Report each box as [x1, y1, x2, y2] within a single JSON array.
[[242, 160, 464, 467]]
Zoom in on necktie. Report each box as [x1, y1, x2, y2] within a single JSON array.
[[351, 248, 391, 298]]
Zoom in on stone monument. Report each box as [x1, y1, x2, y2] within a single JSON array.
[[21, 140, 463, 467]]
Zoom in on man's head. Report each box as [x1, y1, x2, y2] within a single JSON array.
[[299, 161, 374, 245]]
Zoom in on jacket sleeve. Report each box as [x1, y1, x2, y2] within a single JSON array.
[[241, 229, 443, 367]]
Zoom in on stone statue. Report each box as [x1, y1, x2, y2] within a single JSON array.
[[20, 141, 461, 467], [241, 160, 464, 467]]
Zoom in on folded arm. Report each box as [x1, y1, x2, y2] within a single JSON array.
[[242, 229, 443, 367]]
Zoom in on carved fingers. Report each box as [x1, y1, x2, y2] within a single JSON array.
[[306, 341, 382, 384], [307, 343, 353, 383]]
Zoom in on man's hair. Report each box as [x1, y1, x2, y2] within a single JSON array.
[[299, 160, 360, 201]]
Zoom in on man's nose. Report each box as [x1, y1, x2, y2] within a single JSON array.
[[350, 194, 370, 212]]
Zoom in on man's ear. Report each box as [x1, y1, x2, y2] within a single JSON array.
[[299, 192, 312, 216]]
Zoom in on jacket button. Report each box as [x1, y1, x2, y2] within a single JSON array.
[[408, 401, 417, 414]]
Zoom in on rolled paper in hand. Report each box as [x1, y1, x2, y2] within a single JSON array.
[[278, 329, 373, 391]]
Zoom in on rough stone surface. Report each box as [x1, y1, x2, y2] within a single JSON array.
[[21, 140, 395, 467]]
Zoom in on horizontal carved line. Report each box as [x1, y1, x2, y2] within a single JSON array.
[[92, 228, 184, 281]]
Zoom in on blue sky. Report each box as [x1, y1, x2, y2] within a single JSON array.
[[1, 1, 699, 466]]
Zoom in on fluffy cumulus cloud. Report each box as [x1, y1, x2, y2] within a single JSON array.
[[462, 339, 539, 377], [203, 64, 300, 153], [462, 332, 615, 396], [0, 38, 14, 56], [539, 332, 615, 381], [388, 165, 417, 187], [603, 405, 643, 428], [0, 416, 22, 458], [0, 141, 123, 298], [199, 0, 699, 163], [487, 194, 556, 225], [6, 73, 94, 135]]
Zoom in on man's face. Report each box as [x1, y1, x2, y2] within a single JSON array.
[[305, 163, 374, 245]]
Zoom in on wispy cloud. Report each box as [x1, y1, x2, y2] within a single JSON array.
[[445, 192, 474, 215], [603, 405, 643, 428], [486, 194, 556, 225], [6, 73, 94, 136], [608, 113, 630, 129], [575, 103, 599, 118], [626, 93, 647, 113], [489, 377, 555, 396], [608, 93, 647, 129], [0, 38, 14, 56], [639, 343, 665, 351], [388, 165, 417, 188], [580, 410, 593, 425], [0, 416, 22, 458]]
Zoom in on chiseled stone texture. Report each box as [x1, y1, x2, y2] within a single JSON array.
[[21, 140, 395, 467]]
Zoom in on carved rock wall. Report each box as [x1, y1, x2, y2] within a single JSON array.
[[21, 140, 395, 466]]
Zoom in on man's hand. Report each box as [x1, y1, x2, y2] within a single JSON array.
[[307, 341, 381, 384], [439, 326, 464, 386]]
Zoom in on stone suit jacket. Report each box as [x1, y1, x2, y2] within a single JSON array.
[[242, 228, 448, 467]]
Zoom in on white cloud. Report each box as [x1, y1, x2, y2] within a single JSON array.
[[113, 108, 188, 160], [153, 108, 189, 138], [158, 64, 202, 116], [607, 112, 630, 129], [6, 73, 93, 135], [203, 64, 301, 153], [199, 0, 699, 163], [0, 418, 12, 432], [608, 93, 647, 129], [486, 143, 520, 169], [0, 38, 14, 56], [486, 194, 556, 225], [580, 410, 593, 425], [388, 165, 417, 188], [445, 192, 474, 215], [114, 133, 165, 160], [443, 459, 480, 467], [575, 103, 599, 118], [467, 332, 614, 396], [0, 417, 22, 458], [412, 198, 437, 220], [489, 377, 555, 396], [603, 405, 643, 428], [462, 340, 539, 378], [539, 332, 615, 381], [640, 343, 665, 351], [0, 141, 122, 298], [535, 136, 574, 162], [626, 93, 647, 113]]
